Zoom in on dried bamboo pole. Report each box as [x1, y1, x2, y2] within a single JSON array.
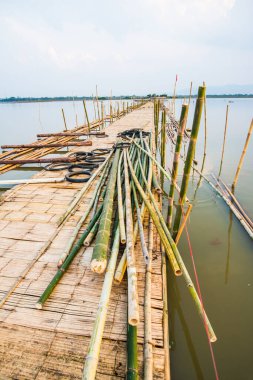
[[83, 100, 90, 133], [172, 75, 178, 116], [167, 104, 189, 229], [188, 81, 193, 106], [144, 216, 153, 380], [172, 86, 205, 239], [37, 132, 105, 137], [83, 220, 100, 247], [124, 149, 139, 326], [0, 177, 64, 186], [232, 118, 253, 191], [82, 224, 120, 380], [218, 104, 229, 178], [62, 108, 68, 130], [132, 182, 149, 264], [175, 204, 193, 244], [117, 151, 126, 244], [1, 141, 92, 149], [91, 148, 120, 274]]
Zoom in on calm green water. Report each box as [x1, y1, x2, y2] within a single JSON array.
[[0, 98, 252, 379], [165, 98, 253, 380]]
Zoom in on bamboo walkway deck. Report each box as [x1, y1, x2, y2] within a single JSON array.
[[0, 103, 166, 379]]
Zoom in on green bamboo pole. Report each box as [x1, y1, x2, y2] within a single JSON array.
[[172, 86, 205, 239], [167, 104, 189, 229], [61, 108, 68, 131], [127, 141, 217, 343], [160, 109, 166, 188], [127, 323, 138, 380], [83, 219, 100, 247], [232, 118, 253, 191], [82, 224, 120, 380], [117, 151, 126, 244], [91, 148, 120, 273], [124, 149, 139, 326], [36, 205, 103, 309], [218, 104, 229, 178]]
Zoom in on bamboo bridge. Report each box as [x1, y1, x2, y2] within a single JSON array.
[[0, 103, 167, 379]]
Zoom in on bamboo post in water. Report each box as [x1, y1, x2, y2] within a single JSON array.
[[167, 104, 189, 229], [172, 86, 205, 239], [91, 148, 120, 274], [61, 108, 68, 130], [232, 118, 253, 191], [83, 100, 90, 133], [218, 104, 229, 178]]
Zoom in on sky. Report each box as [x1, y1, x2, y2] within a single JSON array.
[[0, 0, 252, 97]]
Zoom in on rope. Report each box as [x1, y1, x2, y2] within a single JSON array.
[[180, 206, 220, 380]]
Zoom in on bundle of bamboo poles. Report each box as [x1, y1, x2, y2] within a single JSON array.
[[34, 118, 216, 378]]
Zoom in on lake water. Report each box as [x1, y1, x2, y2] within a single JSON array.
[[0, 98, 252, 379]]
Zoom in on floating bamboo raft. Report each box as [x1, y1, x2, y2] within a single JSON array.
[[0, 103, 167, 379]]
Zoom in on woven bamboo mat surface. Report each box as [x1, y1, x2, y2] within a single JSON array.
[[0, 103, 166, 379]]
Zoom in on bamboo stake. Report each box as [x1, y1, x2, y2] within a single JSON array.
[[124, 149, 139, 326], [188, 81, 193, 106], [117, 151, 126, 244], [172, 86, 205, 239], [232, 118, 253, 190], [91, 148, 120, 274], [144, 217, 153, 380], [218, 104, 229, 178], [82, 225, 120, 380], [62, 108, 68, 130], [167, 104, 189, 229], [83, 100, 90, 133]]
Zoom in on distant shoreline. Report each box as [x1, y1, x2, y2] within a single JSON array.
[[0, 94, 253, 104]]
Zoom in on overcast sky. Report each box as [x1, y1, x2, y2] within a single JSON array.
[[0, 0, 252, 97]]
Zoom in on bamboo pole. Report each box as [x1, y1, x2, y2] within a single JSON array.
[[167, 104, 189, 229], [1, 141, 92, 149], [144, 217, 153, 380], [172, 86, 205, 239], [218, 104, 229, 178], [83, 100, 90, 133], [232, 118, 253, 191], [37, 132, 105, 138], [82, 224, 120, 380], [175, 204, 193, 244], [188, 81, 193, 106], [117, 151, 126, 244], [172, 75, 178, 116], [161, 109, 166, 188], [124, 149, 139, 326], [91, 148, 120, 274], [36, 204, 103, 309], [62, 108, 68, 130]]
